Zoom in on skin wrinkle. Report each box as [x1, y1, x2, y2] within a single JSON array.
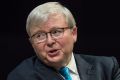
[[30, 13, 77, 69]]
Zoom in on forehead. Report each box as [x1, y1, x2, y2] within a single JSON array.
[[30, 13, 68, 35]]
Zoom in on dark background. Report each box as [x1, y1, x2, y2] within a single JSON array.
[[1, 0, 120, 80]]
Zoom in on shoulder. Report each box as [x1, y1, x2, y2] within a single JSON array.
[[7, 56, 64, 80], [75, 53, 117, 64], [75, 54, 119, 73], [74, 53, 119, 70], [74, 54, 120, 79], [7, 56, 38, 80]]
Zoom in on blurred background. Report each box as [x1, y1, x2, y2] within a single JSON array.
[[1, 0, 120, 80]]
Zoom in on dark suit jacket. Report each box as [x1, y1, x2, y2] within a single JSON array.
[[7, 54, 120, 80]]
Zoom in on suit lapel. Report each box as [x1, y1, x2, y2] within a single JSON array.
[[35, 58, 63, 80], [74, 54, 96, 80], [34, 54, 97, 80]]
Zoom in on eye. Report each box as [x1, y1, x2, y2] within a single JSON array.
[[51, 29, 63, 36], [35, 32, 46, 40], [53, 29, 63, 33], [36, 33, 41, 38]]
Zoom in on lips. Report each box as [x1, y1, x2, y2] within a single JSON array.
[[47, 49, 60, 57]]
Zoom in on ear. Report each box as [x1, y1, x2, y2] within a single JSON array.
[[29, 37, 34, 46], [29, 38, 32, 44], [29, 38, 36, 50], [72, 26, 77, 42]]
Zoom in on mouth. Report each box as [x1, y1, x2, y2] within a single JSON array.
[[47, 49, 60, 57]]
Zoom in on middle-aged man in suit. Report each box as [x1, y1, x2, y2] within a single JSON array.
[[7, 2, 120, 80]]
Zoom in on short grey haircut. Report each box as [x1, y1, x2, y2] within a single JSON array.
[[26, 2, 76, 36]]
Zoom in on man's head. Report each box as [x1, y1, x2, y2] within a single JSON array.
[[26, 2, 77, 69]]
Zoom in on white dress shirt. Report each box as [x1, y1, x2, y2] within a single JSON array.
[[66, 53, 80, 80]]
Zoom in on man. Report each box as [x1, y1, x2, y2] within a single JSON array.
[[7, 2, 120, 80]]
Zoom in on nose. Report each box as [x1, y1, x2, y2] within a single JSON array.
[[46, 33, 55, 47]]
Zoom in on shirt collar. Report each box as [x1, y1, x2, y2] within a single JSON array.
[[66, 53, 78, 75]]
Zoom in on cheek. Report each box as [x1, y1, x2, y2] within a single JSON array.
[[59, 35, 74, 51], [32, 44, 46, 57]]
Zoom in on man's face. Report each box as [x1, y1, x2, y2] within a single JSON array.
[[29, 13, 77, 69]]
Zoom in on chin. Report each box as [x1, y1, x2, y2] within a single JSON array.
[[48, 56, 62, 62], [46, 55, 65, 64], [47, 60, 66, 69]]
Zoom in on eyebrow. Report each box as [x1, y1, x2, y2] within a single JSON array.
[[31, 28, 57, 36]]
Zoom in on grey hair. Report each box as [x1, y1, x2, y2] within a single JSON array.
[[26, 2, 76, 36]]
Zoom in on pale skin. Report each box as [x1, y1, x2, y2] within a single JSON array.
[[29, 13, 77, 70]]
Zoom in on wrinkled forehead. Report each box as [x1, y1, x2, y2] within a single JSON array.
[[33, 13, 66, 26], [29, 13, 67, 36]]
